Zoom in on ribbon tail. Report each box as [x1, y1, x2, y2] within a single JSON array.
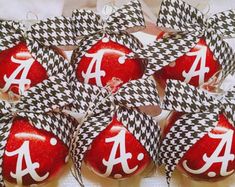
[[117, 107, 161, 164], [159, 113, 217, 184], [115, 78, 160, 108], [26, 39, 70, 76], [70, 112, 113, 186], [69, 33, 104, 85], [107, 0, 145, 33], [142, 32, 201, 77], [16, 74, 74, 113], [205, 31, 235, 78], [0, 115, 14, 187], [163, 79, 221, 114]]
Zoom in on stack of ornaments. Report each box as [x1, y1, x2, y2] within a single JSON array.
[[0, 0, 235, 187]]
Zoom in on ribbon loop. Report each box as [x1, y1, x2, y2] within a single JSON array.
[[163, 79, 235, 125], [106, 0, 145, 33], [29, 16, 77, 46], [71, 77, 160, 115], [72, 9, 104, 37], [114, 78, 160, 108], [163, 79, 221, 114], [0, 21, 24, 51], [16, 74, 74, 113], [157, 0, 204, 33], [208, 10, 235, 38], [72, 0, 145, 37]]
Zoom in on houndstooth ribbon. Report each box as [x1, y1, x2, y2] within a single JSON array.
[[28, 0, 144, 46], [154, 0, 235, 78], [70, 78, 161, 186], [160, 79, 235, 185], [0, 20, 69, 95], [128, 31, 200, 77], [0, 73, 77, 186], [28, 0, 149, 80]]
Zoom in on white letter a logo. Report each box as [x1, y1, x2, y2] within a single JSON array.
[[5, 141, 49, 185]]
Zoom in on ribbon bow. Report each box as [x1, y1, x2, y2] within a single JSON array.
[[29, 0, 151, 82], [72, 0, 145, 36], [0, 20, 68, 94], [159, 79, 235, 185], [69, 78, 161, 186], [0, 74, 77, 186], [29, 0, 145, 46], [155, 0, 235, 78]]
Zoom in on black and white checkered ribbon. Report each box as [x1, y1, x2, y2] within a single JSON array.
[[128, 31, 200, 77], [70, 0, 149, 82], [160, 79, 235, 185], [154, 0, 235, 78], [0, 20, 69, 84], [28, 0, 149, 80], [70, 78, 161, 186], [28, 0, 145, 46], [0, 74, 77, 187]]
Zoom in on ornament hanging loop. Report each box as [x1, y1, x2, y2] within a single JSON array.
[[200, 70, 225, 94]]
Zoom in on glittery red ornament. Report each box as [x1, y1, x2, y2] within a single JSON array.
[[84, 117, 151, 179], [76, 37, 144, 88], [164, 113, 235, 181], [154, 38, 221, 88], [0, 42, 48, 95], [3, 118, 69, 186]]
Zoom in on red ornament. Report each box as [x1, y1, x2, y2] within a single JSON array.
[[164, 113, 235, 181], [154, 38, 221, 88], [0, 42, 48, 95], [84, 117, 151, 179], [76, 37, 144, 88], [3, 118, 69, 186]]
